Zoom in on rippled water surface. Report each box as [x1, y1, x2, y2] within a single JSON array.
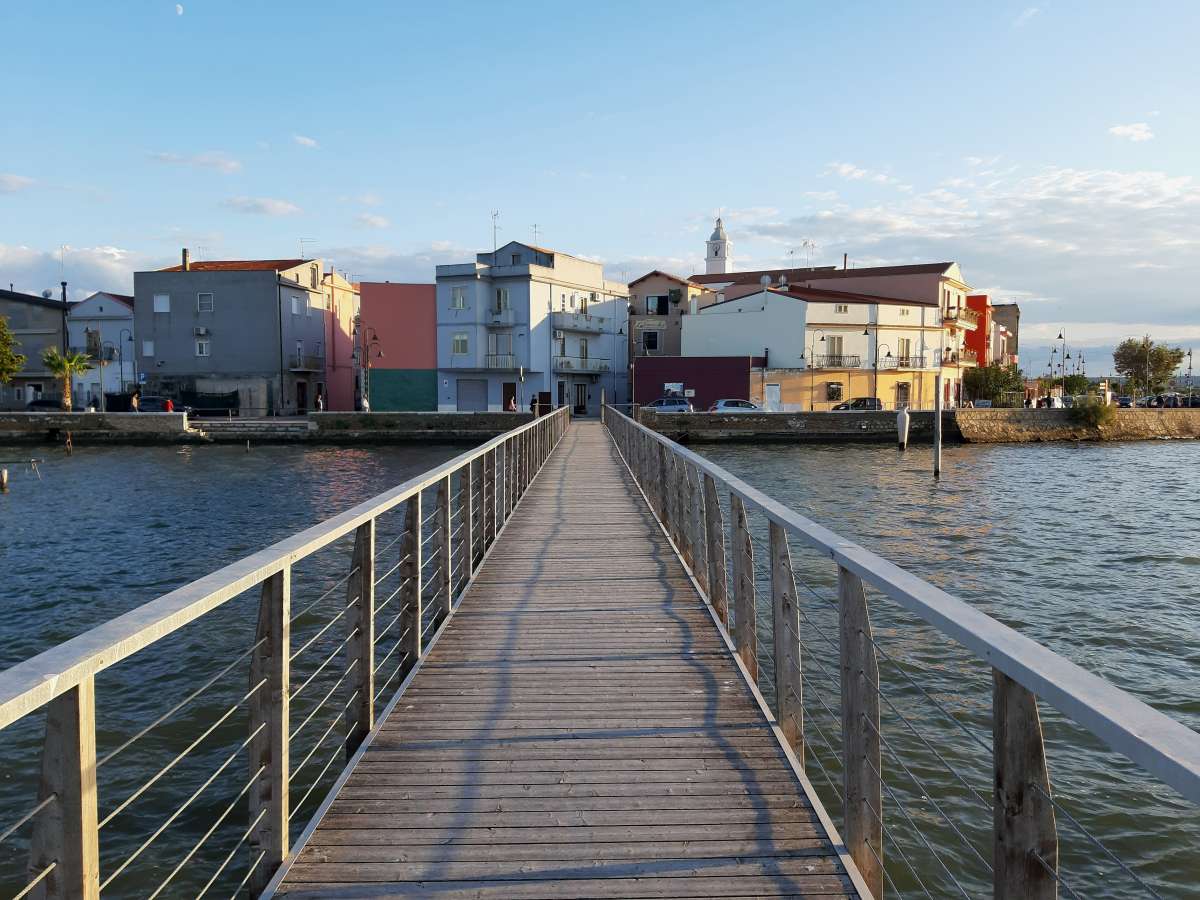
[[695, 437, 1200, 897], [0, 437, 1197, 897]]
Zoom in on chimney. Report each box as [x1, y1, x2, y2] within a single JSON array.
[[843, 253, 848, 271], [182, 248, 191, 272]]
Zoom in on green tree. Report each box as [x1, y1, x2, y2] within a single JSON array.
[[0, 315, 26, 384], [41, 348, 93, 410], [1113, 336, 1185, 396], [1061, 374, 1090, 396], [963, 363, 1025, 404]]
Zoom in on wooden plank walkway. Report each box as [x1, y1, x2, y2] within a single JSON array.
[[275, 421, 857, 898]]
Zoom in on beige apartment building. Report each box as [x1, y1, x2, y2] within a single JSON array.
[[626, 270, 707, 360]]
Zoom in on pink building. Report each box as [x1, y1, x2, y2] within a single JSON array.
[[358, 282, 436, 410]]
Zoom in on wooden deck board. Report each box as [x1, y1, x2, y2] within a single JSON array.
[[275, 421, 855, 899]]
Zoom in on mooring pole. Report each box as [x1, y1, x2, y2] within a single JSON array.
[[896, 406, 910, 451], [933, 375, 943, 478], [0, 468, 7, 492]]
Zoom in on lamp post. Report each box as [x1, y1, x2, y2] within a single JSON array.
[[864, 325, 892, 406], [1057, 329, 1067, 400], [808, 330, 826, 411], [99, 341, 117, 412], [1187, 349, 1194, 406], [119, 328, 136, 393]]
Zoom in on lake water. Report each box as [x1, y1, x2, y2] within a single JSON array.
[[0, 436, 1197, 896]]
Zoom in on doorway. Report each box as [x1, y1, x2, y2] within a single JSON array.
[[574, 383, 588, 416], [296, 381, 308, 413], [502, 382, 516, 411], [764, 383, 781, 412]]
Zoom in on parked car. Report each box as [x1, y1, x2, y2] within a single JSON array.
[[138, 396, 194, 414], [643, 397, 694, 413], [1116, 396, 1134, 408], [25, 398, 84, 412], [708, 399, 760, 413], [831, 397, 883, 411]]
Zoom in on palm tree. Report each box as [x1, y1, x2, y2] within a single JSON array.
[[41, 348, 93, 410]]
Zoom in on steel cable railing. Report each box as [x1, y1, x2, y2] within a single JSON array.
[[601, 403, 1200, 900]]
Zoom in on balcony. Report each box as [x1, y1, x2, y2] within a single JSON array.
[[552, 310, 609, 334], [290, 354, 324, 372], [485, 307, 517, 327], [882, 355, 928, 369], [940, 349, 979, 367], [553, 355, 611, 374], [943, 307, 980, 330], [812, 354, 863, 369], [484, 354, 519, 369]]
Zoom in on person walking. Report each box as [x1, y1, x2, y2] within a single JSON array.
[[361, 394, 371, 413], [529, 396, 538, 417], [315, 392, 325, 412], [506, 395, 517, 412], [130, 390, 140, 413], [164, 397, 175, 412]]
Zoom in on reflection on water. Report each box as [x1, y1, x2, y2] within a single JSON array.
[[696, 437, 1200, 897]]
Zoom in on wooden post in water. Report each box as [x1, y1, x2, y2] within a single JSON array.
[[838, 566, 882, 899], [770, 522, 803, 759], [730, 494, 758, 681], [703, 474, 730, 626], [28, 678, 99, 900], [346, 521, 375, 753], [993, 669, 1058, 899], [934, 374, 943, 478], [436, 476, 452, 614], [1, 468, 8, 492], [248, 567, 290, 896], [400, 495, 423, 662]]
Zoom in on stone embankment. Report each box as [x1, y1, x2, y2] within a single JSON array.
[[0, 412, 192, 444], [307, 412, 531, 442], [954, 408, 1200, 443]]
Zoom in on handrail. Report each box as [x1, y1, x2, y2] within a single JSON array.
[[602, 404, 1200, 803], [0, 409, 563, 732]]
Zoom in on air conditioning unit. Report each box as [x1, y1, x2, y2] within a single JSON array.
[[193, 326, 209, 336], [553, 330, 565, 341]]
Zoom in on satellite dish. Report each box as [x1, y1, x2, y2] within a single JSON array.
[[41, 289, 53, 299]]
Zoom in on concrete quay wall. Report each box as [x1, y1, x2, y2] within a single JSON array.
[[955, 408, 1200, 443], [0, 412, 191, 444], [639, 410, 957, 443]]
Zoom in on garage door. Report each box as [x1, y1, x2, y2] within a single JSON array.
[[456, 379, 488, 412]]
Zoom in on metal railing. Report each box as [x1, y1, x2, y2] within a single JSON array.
[[602, 403, 1200, 899], [881, 355, 927, 369], [813, 354, 863, 368], [551, 310, 609, 333], [0, 407, 569, 898], [553, 355, 610, 373], [944, 306, 981, 327], [483, 353, 518, 369]]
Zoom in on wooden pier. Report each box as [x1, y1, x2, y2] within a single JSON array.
[[272, 422, 860, 897]]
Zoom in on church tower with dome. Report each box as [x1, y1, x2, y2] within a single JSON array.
[[705, 217, 732, 274]]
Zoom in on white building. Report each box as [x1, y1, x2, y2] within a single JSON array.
[[66, 291, 136, 407], [435, 241, 629, 415], [682, 288, 807, 366]]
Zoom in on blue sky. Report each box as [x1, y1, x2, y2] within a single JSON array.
[[2, 0, 1198, 374]]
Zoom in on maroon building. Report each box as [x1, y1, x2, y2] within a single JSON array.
[[632, 356, 764, 411]]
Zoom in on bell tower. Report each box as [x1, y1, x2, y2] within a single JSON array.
[[705, 217, 732, 275]]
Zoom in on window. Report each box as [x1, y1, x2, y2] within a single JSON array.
[[314, 341, 323, 357], [487, 332, 512, 355], [643, 330, 660, 352], [579, 338, 588, 360], [834, 304, 849, 314], [295, 340, 304, 360], [511, 253, 521, 265], [451, 287, 466, 309], [495, 288, 510, 311], [305, 295, 312, 316], [310, 265, 319, 289], [826, 382, 844, 401], [896, 382, 911, 406], [197, 292, 214, 312], [897, 337, 912, 359], [291, 295, 301, 315], [452, 332, 468, 355], [647, 295, 669, 315], [827, 335, 844, 358], [142, 340, 155, 357], [153, 294, 170, 313], [195, 338, 210, 357]]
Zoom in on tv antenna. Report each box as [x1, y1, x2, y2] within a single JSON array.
[[491, 211, 501, 261], [800, 239, 818, 266], [299, 238, 316, 259], [532, 223, 540, 245]]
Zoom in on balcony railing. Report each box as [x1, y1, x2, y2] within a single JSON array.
[[484, 354, 519, 369], [552, 311, 609, 334], [486, 307, 517, 327], [944, 307, 980, 328], [881, 355, 928, 369], [812, 354, 862, 368], [289, 354, 324, 371], [940, 349, 979, 366], [553, 355, 611, 373]]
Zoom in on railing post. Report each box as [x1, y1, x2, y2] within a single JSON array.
[[484, 449, 497, 546], [436, 476, 452, 614], [689, 465, 709, 594], [400, 495, 423, 662], [993, 669, 1057, 899], [838, 566, 882, 899], [770, 522, 803, 759], [730, 493, 757, 681], [656, 443, 671, 533], [346, 521, 375, 753], [464, 461, 475, 577], [28, 677, 99, 900], [248, 567, 290, 896], [702, 473, 730, 626]]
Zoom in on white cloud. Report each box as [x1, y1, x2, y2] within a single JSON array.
[[356, 213, 390, 229], [149, 151, 242, 174], [358, 192, 382, 206], [1013, 7, 1040, 27], [292, 134, 319, 149], [321, 243, 467, 282], [175, 3, 184, 14], [823, 161, 897, 185], [0, 244, 157, 300], [0, 174, 35, 193], [223, 196, 302, 216], [1108, 122, 1154, 142]]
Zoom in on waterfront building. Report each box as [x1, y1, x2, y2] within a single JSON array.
[[682, 283, 946, 410], [320, 271, 360, 411], [991, 301, 1021, 362], [631, 355, 765, 409], [66, 292, 136, 407], [358, 282, 436, 411], [0, 287, 68, 410], [134, 250, 334, 415], [626, 270, 708, 360], [435, 241, 629, 415], [964, 294, 1018, 368]]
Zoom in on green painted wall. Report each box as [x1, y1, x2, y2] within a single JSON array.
[[369, 369, 437, 411]]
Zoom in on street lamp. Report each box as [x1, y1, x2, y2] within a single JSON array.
[[98, 341, 117, 412], [119, 328, 136, 392], [1057, 330, 1067, 399], [1187, 349, 1194, 406], [808, 330, 826, 411]]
